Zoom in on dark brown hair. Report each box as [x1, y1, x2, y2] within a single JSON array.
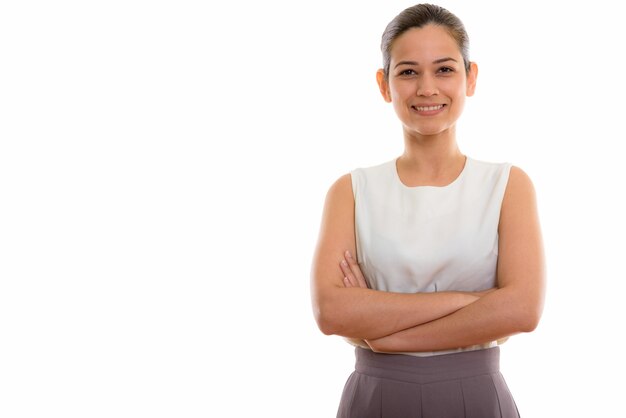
[[381, 3, 470, 79]]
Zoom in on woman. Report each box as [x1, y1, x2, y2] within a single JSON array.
[[310, 4, 545, 417]]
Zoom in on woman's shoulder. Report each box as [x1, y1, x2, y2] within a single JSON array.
[[467, 156, 512, 171], [350, 159, 396, 184], [474, 159, 536, 211], [465, 158, 537, 202], [326, 173, 352, 198], [505, 165, 536, 198], [351, 159, 395, 176], [325, 159, 396, 202], [468, 156, 533, 187]]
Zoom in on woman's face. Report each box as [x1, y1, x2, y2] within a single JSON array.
[[378, 24, 477, 138]]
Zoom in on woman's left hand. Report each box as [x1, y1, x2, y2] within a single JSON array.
[[339, 250, 369, 289]]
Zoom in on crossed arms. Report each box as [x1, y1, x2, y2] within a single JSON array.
[[310, 168, 545, 353]]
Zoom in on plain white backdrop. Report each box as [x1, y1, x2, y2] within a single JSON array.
[[1, 1, 625, 416]]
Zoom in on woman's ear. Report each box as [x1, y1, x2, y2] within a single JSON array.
[[466, 62, 478, 97], [376, 69, 392, 102]]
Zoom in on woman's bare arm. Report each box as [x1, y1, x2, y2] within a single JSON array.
[[310, 174, 486, 340], [365, 167, 546, 352]]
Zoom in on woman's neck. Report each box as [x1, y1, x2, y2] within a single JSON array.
[[397, 128, 465, 186]]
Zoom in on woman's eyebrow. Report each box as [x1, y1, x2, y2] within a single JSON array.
[[433, 57, 458, 64], [394, 57, 458, 69], [394, 60, 419, 69]]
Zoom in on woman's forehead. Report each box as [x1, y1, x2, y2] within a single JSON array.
[[390, 25, 461, 63]]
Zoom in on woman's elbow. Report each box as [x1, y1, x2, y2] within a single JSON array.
[[314, 311, 336, 336], [312, 299, 340, 336], [519, 314, 540, 333], [515, 302, 544, 333], [502, 282, 545, 333]]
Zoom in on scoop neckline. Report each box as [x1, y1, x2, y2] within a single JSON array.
[[392, 156, 471, 190]]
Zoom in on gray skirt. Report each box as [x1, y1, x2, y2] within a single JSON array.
[[337, 346, 519, 418]]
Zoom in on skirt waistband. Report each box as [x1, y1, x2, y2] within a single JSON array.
[[354, 346, 500, 384]]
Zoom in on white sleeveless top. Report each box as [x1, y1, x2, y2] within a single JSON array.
[[350, 156, 512, 356]]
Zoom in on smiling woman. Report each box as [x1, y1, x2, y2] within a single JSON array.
[[378, 23, 477, 154], [310, 3, 545, 417]]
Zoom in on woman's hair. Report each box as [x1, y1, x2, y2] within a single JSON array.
[[381, 3, 470, 79]]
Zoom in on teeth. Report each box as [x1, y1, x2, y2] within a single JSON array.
[[414, 104, 444, 111]]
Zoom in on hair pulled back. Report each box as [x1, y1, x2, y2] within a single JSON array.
[[381, 3, 470, 78]]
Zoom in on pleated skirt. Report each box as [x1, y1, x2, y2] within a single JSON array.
[[337, 346, 519, 418]]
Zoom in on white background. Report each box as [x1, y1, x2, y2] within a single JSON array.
[[1, 1, 624, 417]]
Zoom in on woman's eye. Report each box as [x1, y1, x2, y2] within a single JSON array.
[[438, 67, 454, 73], [399, 69, 417, 76]]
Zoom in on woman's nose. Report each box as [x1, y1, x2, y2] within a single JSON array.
[[416, 74, 438, 96]]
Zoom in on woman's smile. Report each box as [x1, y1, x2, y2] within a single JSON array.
[[411, 103, 447, 115]]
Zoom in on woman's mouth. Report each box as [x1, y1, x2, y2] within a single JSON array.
[[411, 104, 446, 115], [412, 104, 445, 112]]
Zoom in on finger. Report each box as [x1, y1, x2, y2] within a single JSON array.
[[340, 260, 358, 287], [345, 251, 368, 288], [364, 339, 377, 352], [343, 276, 353, 288]]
